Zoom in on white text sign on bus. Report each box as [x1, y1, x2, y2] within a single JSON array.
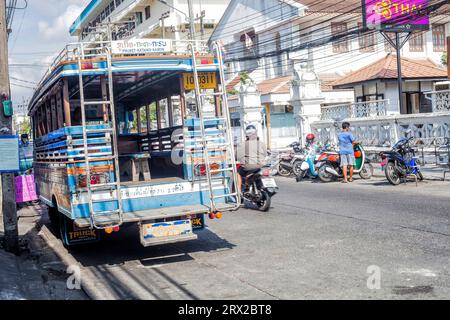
[[111, 39, 172, 55]]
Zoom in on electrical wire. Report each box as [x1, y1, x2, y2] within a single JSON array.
[[223, 0, 448, 60], [9, 0, 27, 53], [223, 1, 448, 67], [223, 11, 450, 79]]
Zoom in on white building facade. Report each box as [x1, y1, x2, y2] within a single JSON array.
[[70, 0, 231, 41], [209, 0, 449, 149]]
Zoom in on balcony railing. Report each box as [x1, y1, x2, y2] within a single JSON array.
[[320, 99, 389, 121], [426, 90, 450, 112]]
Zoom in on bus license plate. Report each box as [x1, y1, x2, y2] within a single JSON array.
[[262, 178, 278, 188], [141, 220, 193, 240], [183, 72, 217, 90]]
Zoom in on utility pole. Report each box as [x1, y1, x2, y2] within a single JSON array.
[[381, 31, 411, 114], [196, 10, 205, 40], [160, 11, 170, 38], [0, 0, 19, 254], [187, 0, 196, 41], [395, 32, 404, 114]]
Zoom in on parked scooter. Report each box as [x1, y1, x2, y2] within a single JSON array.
[[238, 165, 278, 212], [275, 141, 306, 177], [316, 143, 373, 182], [379, 137, 423, 185], [294, 134, 320, 182]]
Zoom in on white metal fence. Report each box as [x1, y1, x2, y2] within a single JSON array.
[[427, 90, 450, 112], [311, 112, 450, 149], [320, 100, 389, 121]]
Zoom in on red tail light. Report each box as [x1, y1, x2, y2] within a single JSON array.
[[81, 62, 94, 70], [194, 163, 221, 176], [262, 168, 270, 177], [78, 174, 103, 188]]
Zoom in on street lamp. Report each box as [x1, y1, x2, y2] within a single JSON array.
[[157, 0, 195, 40]]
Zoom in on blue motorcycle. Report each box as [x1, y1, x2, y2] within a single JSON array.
[[380, 137, 423, 185]]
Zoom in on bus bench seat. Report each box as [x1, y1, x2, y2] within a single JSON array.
[[119, 153, 151, 182]]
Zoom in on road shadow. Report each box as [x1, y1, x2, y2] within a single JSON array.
[[27, 206, 237, 300], [39, 210, 235, 268]]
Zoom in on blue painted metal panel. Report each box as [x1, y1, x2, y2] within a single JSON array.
[[69, 0, 102, 35], [71, 187, 229, 219]]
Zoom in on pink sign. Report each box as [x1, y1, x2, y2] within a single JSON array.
[[15, 175, 38, 203], [364, 0, 430, 31]]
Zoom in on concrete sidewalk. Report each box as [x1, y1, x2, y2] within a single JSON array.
[[0, 204, 87, 300]]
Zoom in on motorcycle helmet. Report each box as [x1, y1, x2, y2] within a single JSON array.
[[306, 133, 315, 144]]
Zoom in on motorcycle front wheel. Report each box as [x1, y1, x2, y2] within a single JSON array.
[[359, 163, 374, 180], [257, 190, 271, 212], [385, 162, 401, 185], [295, 169, 306, 182], [318, 164, 335, 183], [292, 160, 303, 176]]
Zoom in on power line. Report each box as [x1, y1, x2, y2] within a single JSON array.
[[9, 76, 37, 85], [10, 81, 35, 89], [223, 0, 448, 59], [9, 0, 27, 53], [223, 11, 450, 79], [223, 1, 448, 63]]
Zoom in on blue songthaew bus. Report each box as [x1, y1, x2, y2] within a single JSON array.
[[28, 30, 240, 247]]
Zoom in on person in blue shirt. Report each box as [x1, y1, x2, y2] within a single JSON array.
[[338, 122, 357, 183]]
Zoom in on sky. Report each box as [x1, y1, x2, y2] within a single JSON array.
[[7, 0, 90, 108]]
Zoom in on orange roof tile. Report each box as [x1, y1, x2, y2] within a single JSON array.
[[226, 74, 241, 92], [257, 76, 292, 95], [333, 54, 449, 88]]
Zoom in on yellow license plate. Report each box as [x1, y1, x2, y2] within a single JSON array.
[[183, 72, 217, 90], [142, 220, 193, 240]]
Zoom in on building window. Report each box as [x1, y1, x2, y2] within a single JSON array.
[[432, 24, 446, 52], [135, 12, 143, 25], [331, 22, 349, 53], [358, 23, 375, 52], [239, 31, 258, 70], [409, 32, 424, 52], [145, 6, 151, 20]]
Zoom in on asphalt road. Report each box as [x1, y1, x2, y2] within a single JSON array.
[[61, 175, 450, 300]]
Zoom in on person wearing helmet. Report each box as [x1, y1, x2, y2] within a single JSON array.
[[306, 133, 315, 145], [296, 133, 319, 182], [235, 124, 268, 191]]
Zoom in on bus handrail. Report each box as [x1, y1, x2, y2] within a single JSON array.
[[35, 39, 210, 91]]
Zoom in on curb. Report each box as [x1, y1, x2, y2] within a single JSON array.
[[26, 223, 112, 300], [372, 173, 445, 182]]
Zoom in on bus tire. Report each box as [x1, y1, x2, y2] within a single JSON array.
[[48, 197, 60, 230], [59, 212, 72, 248]]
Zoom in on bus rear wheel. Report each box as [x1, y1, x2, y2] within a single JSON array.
[[59, 212, 72, 248], [48, 197, 60, 230]]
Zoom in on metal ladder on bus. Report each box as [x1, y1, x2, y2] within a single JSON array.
[[75, 42, 123, 230], [188, 41, 242, 213]]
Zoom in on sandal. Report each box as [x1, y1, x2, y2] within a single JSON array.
[[341, 180, 348, 183], [349, 178, 354, 182]]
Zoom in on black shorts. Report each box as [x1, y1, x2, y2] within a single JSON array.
[[238, 167, 261, 177]]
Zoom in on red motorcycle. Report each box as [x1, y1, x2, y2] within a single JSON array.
[[316, 143, 373, 182]]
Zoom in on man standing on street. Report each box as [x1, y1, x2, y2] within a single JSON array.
[[338, 122, 357, 183]]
